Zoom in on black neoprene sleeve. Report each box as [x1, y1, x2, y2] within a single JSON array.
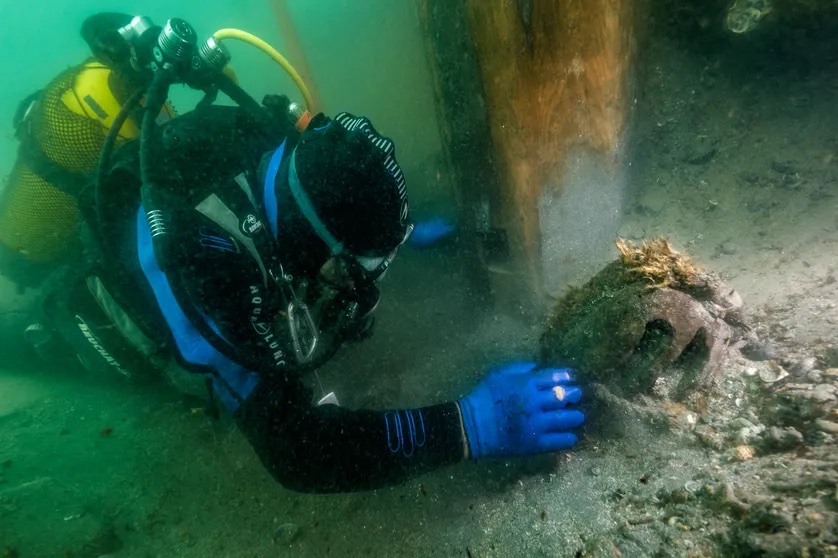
[[234, 375, 466, 493]]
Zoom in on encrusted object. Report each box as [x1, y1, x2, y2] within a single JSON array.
[[540, 237, 748, 399]]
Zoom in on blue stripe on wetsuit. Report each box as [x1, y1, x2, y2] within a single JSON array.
[[262, 140, 287, 238], [136, 207, 261, 412]]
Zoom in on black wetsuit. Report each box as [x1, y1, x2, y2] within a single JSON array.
[[60, 103, 465, 493]]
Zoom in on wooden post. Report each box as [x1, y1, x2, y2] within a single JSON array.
[[415, 0, 500, 308], [419, 0, 640, 315], [467, 0, 638, 308]]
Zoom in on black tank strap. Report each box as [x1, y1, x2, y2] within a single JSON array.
[[17, 134, 92, 196]]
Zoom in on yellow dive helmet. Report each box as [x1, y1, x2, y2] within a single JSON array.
[[0, 60, 172, 265]]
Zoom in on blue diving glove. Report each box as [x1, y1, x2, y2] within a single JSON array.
[[458, 362, 584, 459], [406, 218, 456, 248]]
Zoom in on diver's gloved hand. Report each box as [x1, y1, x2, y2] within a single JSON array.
[[406, 218, 456, 248], [458, 362, 584, 459]]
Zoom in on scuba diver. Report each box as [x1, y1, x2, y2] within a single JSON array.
[[13, 13, 586, 493]]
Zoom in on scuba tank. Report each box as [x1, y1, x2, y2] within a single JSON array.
[[0, 14, 313, 282], [0, 57, 173, 286]]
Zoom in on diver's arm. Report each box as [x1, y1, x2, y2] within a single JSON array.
[[233, 360, 586, 493], [197, 253, 468, 492], [189, 236, 467, 491], [191, 254, 467, 492], [234, 374, 467, 493]]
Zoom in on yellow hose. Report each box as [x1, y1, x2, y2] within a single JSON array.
[[212, 28, 314, 110]]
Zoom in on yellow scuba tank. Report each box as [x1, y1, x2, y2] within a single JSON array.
[[0, 61, 173, 264]]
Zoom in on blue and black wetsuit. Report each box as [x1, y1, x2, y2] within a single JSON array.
[[67, 103, 466, 493]]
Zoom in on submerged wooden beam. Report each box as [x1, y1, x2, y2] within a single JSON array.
[[415, 0, 499, 308], [466, 0, 638, 307]]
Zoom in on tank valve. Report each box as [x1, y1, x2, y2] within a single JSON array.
[[288, 101, 312, 132]]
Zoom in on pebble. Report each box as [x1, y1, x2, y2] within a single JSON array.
[[637, 194, 666, 216], [720, 242, 739, 255], [759, 365, 789, 383], [273, 522, 301, 545], [741, 341, 777, 361], [791, 357, 817, 376], [733, 445, 754, 461], [696, 425, 725, 451], [771, 160, 796, 175], [675, 411, 698, 430], [778, 386, 836, 422], [735, 422, 765, 444], [812, 432, 835, 445], [763, 426, 804, 451], [808, 370, 824, 383], [787, 384, 835, 403], [684, 480, 702, 493], [581, 536, 622, 557], [617, 224, 645, 241], [687, 146, 718, 165], [812, 384, 838, 403], [735, 428, 753, 443], [814, 419, 838, 434], [730, 417, 755, 430]]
